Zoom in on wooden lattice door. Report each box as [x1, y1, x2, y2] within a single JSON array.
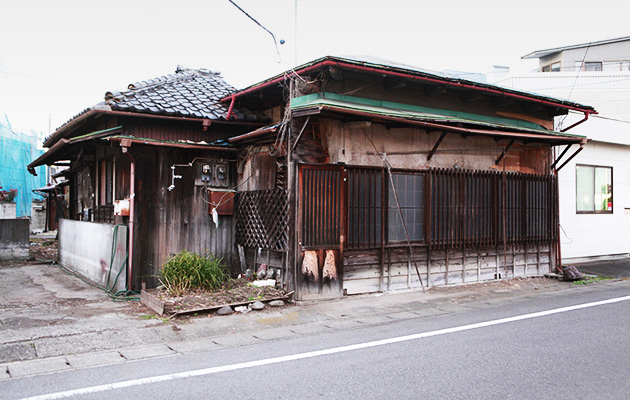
[[298, 164, 345, 298]]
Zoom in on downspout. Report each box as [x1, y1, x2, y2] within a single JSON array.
[[560, 111, 590, 132], [226, 95, 236, 120], [121, 145, 135, 291], [553, 110, 590, 273]]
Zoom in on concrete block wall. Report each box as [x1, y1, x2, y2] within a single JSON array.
[[0, 219, 29, 260], [30, 202, 47, 232], [58, 219, 127, 292], [0, 203, 17, 219]]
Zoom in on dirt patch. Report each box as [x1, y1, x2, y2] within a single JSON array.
[[29, 239, 58, 262], [428, 276, 565, 305], [149, 279, 287, 315], [0, 239, 59, 267]]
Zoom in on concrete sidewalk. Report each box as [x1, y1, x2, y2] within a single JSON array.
[[1, 260, 628, 380], [572, 257, 630, 278]]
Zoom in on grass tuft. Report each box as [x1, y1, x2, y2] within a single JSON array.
[[159, 250, 230, 296]]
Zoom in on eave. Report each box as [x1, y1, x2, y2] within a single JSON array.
[[221, 56, 596, 116]]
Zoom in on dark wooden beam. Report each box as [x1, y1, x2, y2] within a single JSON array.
[[495, 139, 515, 165], [550, 144, 572, 170], [384, 76, 407, 90], [461, 91, 483, 103], [328, 66, 344, 81], [522, 102, 544, 112], [427, 131, 447, 161], [492, 96, 513, 107], [424, 84, 446, 97]]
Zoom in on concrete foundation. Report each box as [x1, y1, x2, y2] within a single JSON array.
[[58, 219, 127, 293]]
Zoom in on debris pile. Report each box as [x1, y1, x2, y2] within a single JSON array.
[[143, 278, 290, 317]]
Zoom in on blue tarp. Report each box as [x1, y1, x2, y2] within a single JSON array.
[[0, 115, 47, 217]]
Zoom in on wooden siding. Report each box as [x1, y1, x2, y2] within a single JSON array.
[[343, 244, 553, 294], [133, 146, 236, 288], [123, 117, 250, 144]]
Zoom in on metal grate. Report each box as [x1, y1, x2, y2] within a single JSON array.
[[300, 165, 343, 249], [347, 167, 383, 249], [235, 188, 289, 251], [429, 168, 557, 250]]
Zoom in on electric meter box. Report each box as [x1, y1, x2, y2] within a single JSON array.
[[195, 162, 229, 187]]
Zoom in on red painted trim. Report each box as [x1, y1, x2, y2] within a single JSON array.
[[226, 95, 236, 120], [222, 59, 597, 115]]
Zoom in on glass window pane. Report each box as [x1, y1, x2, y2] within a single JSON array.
[[594, 167, 612, 211], [576, 166, 594, 212], [388, 174, 424, 241], [584, 62, 602, 71]]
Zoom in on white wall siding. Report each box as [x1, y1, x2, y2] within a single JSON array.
[[558, 141, 630, 261]]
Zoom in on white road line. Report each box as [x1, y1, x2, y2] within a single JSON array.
[[20, 294, 630, 400]]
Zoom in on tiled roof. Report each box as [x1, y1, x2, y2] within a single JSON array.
[[45, 67, 267, 146], [104, 66, 260, 121]]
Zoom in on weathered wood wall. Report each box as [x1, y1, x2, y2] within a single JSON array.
[[133, 146, 236, 288], [324, 118, 551, 174], [343, 244, 553, 294]]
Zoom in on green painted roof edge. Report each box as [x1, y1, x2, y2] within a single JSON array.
[[67, 125, 122, 143], [291, 92, 585, 138]]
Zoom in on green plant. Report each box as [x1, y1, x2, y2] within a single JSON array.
[[0, 188, 17, 203], [572, 276, 614, 285], [159, 250, 230, 296]]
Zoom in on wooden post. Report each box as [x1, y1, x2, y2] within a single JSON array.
[[287, 80, 297, 298], [387, 247, 392, 291], [536, 243, 541, 276], [476, 247, 481, 282], [461, 247, 466, 284], [445, 251, 449, 285], [426, 247, 431, 288], [512, 245, 516, 279], [407, 247, 412, 289], [380, 169, 386, 292], [495, 246, 500, 280]]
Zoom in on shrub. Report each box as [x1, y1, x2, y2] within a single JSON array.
[[0, 189, 17, 203], [159, 250, 230, 296]]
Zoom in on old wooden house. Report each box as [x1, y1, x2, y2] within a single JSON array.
[[28, 57, 595, 301], [227, 56, 595, 300], [28, 67, 267, 291]]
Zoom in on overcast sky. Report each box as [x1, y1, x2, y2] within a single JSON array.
[[1, 0, 628, 137]]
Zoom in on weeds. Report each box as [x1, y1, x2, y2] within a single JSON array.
[[159, 250, 230, 296], [572, 276, 614, 285]]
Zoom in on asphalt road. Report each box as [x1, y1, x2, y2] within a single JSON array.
[[3, 284, 630, 400]]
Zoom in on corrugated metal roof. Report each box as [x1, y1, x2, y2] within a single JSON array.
[[522, 36, 630, 59]]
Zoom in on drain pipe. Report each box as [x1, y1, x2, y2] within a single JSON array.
[[121, 144, 135, 291]]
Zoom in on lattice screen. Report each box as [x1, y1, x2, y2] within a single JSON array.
[[235, 188, 289, 251]]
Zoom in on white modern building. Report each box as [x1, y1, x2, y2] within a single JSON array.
[[495, 36, 630, 263]]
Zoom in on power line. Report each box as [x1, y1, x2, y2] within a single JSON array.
[[228, 0, 282, 58]]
